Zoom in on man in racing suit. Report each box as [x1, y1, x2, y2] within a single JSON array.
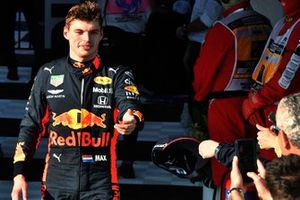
[[192, 0, 272, 189], [11, 1, 143, 200]]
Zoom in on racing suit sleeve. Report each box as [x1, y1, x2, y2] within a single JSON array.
[[113, 66, 144, 127], [13, 68, 49, 178], [242, 24, 300, 125], [215, 143, 235, 168], [215, 143, 270, 169], [193, 23, 234, 102]]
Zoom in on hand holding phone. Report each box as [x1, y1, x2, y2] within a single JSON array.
[[234, 138, 258, 184]]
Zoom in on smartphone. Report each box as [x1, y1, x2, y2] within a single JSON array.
[[234, 138, 258, 184]]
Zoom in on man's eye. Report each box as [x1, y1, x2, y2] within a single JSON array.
[[91, 30, 100, 35]]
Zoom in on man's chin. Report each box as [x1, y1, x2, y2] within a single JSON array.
[[80, 51, 97, 60]]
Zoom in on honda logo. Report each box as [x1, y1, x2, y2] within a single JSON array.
[[97, 96, 108, 105]]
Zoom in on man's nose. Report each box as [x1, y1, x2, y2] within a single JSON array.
[[82, 32, 91, 40]]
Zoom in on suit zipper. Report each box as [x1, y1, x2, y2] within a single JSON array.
[[79, 78, 85, 192]]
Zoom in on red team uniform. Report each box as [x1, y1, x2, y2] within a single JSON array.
[[193, 1, 271, 187], [194, 0, 300, 199]]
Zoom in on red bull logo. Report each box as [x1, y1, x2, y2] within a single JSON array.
[[49, 130, 111, 147], [94, 76, 112, 85], [52, 109, 106, 129], [124, 85, 139, 95]]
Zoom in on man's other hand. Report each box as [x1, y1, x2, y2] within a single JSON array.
[[11, 174, 28, 200]]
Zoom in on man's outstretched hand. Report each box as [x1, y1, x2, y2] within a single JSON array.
[[114, 109, 137, 135]]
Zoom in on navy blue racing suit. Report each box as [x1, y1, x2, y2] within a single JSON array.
[[13, 56, 143, 200]]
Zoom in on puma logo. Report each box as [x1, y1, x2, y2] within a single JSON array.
[[108, 67, 119, 74], [53, 153, 62, 162], [44, 66, 55, 74]]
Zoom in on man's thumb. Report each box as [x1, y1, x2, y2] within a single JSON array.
[[22, 186, 28, 200], [256, 124, 266, 130], [126, 109, 134, 116]]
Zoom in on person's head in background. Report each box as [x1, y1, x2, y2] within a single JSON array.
[[218, 0, 249, 10], [279, 0, 300, 16], [63, 1, 103, 62], [265, 155, 300, 200], [276, 92, 300, 156]]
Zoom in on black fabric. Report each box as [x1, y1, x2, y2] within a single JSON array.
[[142, 8, 188, 94], [216, 143, 235, 168]]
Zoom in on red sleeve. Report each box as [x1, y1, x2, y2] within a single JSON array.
[[193, 23, 234, 102], [250, 24, 300, 109]]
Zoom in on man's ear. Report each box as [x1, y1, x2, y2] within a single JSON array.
[[99, 29, 104, 40], [63, 26, 69, 40], [279, 131, 291, 151]]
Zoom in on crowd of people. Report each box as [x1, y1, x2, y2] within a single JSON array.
[[196, 0, 300, 199], [228, 92, 300, 200], [199, 92, 300, 200], [3, 0, 300, 199]]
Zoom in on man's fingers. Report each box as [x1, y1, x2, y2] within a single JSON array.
[[115, 122, 135, 130], [257, 159, 266, 178], [23, 182, 28, 200], [127, 108, 134, 114], [22, 187, 28, 200], [114, 123, 135, 135], [256, 124, 268, 131], [123, 109, 135, 122], [232, 156, 238, 171], [11, 191, 19, 200], [121, 119, 135, 125], [114, 124, 124, 133], [247, 172, 260, 182]]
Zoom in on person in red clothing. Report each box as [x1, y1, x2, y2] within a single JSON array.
[[242, 0, 300, 137], [194, 0, 300, 199], [192, 0, 272, 191], [240, 0, 300, 168]]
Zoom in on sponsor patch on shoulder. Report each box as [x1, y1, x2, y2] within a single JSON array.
[[124, 85, 139, 95], [50, 75, 64, 87]]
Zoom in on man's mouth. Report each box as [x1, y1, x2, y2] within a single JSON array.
[[78, 43, 92, 50]]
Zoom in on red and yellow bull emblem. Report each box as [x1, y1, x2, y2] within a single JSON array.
[[124, 85, 139, 95], [52, 109, 106, 129], [13, 142, 26, 163], [94, 76, 112, 85]]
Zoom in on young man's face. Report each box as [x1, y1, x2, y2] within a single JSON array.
[[64, 19, 103, 61]]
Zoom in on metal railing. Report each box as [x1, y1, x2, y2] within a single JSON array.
[[15, 11, 33, 50]]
